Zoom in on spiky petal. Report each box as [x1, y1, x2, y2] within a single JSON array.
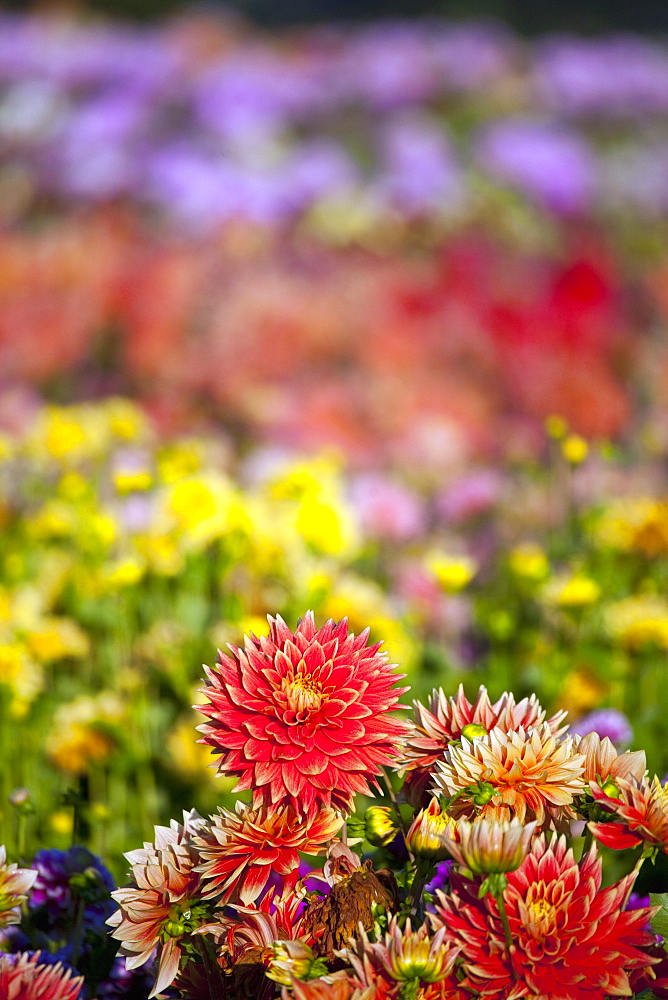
[[0, 845, 37, 927], [442, 817, 537, 874], [193, 802, 342, 904], [399, 685, 567, 805], [432, 724, 585, 829], [0, 952, 84, 1000], [431, 834, 659, 1000], [197, 613, 409, 817], [589, 773, 668, 853], [108, 813, 203, 998]]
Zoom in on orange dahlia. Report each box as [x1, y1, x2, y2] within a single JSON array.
[[589, 773, 668, 853], [431, 834, 658, 1000], [109, 812, 205, 998], [193, 801, 343, 904], [197, 613, 409, 816], [0, 952, 84, 1000], [432, 724, 585, 828], [399, 685, 567, 806]]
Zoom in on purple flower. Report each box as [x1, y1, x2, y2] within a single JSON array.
[[534, 35, 668, 118], [96, 956, 153, 999], [349, 473, 424, 541], [474, 118, 598, 214], [570, 708, 633, 748], [30, 847, 115, 935], [373, 113, 464, 214], [437, 470, 503, 523]]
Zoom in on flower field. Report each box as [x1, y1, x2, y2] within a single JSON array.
[[3, 8, 668, 999]]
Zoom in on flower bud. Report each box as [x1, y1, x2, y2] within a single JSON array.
[[405, 798, 456, 861], [266, 940, 327, 986], [461, 723, 488, 742], [365, 806, 399, 847], [444, 817, 536, 875]]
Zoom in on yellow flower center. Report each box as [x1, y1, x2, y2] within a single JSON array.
[[283, 673, 324, 714], [525, 893, 558, 939]]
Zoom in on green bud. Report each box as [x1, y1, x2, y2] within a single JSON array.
[[470, 782, 495, 806], [600, 778, 620, 799], [461, 723, 488, 742], [164, 920, 185, 937]]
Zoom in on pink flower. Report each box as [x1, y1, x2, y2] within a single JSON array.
[[0, 952, 84, 1000]]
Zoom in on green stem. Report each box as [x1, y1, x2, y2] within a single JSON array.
[[581, 825, 594, 858], [70, 895, 86, 968], [494, 889, 515, 977], [407, 861, 433, 923]]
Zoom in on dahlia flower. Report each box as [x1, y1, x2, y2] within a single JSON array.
[[197, 613, 409, 816], [576, 731, 646, 784], [432, 723, 585, 828], [0, 845, 37, 927], [193, 801, 343, 904], [342, 919, 460, 1000], [108, 812, 204, 998], [0, 952, 84, 1000], [399, 685, 567, 806], [589, 773, 668, 853], [442, 817, 536, 874], [432, 834, 658, 999]]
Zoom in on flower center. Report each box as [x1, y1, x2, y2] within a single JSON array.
[[282, 673, 324, 714], [525, 894, 558, 939]]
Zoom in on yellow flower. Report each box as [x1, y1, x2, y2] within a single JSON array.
[[57, 471, 91, 502], [561, 434, 588, 464], [25, 617, 89, 662], [545, 415, 568, 440], [135, 533, 184, 576], [104, 398, 148, 441], [98, 556, 145, 590], [162, 473, 240, 547], [113, 469, 153, 494], [42, 407, 87, 460], [556, 669, 608, 716], [508, 543, 549, 581], [426, 552, 477, 592], [596, 498, 668, 557], [0, 643, 43, 710], [158, 440, 204, 483], [294, 494, 358, 556], [543, 573, 600, 608], [47, 693, 124, 774], [50, 811, 74, 837], [605, 596, 668, 650]]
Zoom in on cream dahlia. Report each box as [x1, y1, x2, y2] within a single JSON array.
[[589, 773, 668, 853], [193, 801, 342, 904], [442, 817, 537, 874], [108, 812, 204, 998], [431, 834, 658, 1000], [432, 724, 585, 828], [0, 844, 37, 927], [399, 685, 567, 806], [197, 613, 409, 816], [0, 952, 84, 1000], [576, 731, 646, 784]]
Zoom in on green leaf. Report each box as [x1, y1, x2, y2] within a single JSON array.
[[649, 893, 668, 940]]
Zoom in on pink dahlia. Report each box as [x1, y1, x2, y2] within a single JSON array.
[[431, 834, 658, 1000], [193, 801, 342, 904], [108, 812, 204, 998], [197, 613, 409, 816], [399, 685, 567, 806], [0, 952, 84, 1000]]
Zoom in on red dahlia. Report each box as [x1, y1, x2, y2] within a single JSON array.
[[197, 613, 409, 816], [431, 834, 658, 1000]]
